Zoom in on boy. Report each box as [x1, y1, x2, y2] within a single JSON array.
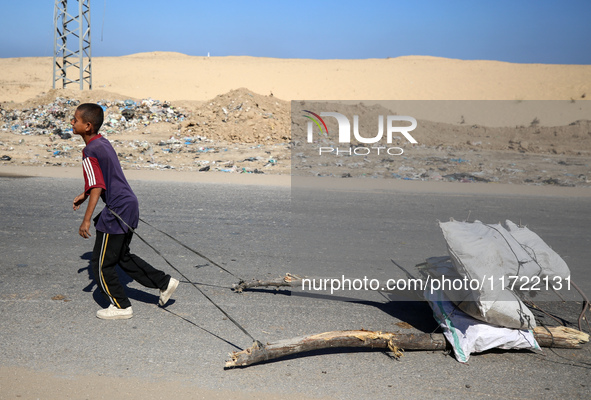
[[72, 103, 179, 319]]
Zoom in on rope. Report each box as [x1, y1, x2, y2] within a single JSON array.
[[484, 224, 544, 278], [107, 208, 258, 344], [139, 217, 244, 283]]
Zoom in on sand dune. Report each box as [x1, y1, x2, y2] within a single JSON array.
[[1, 52, 590, 104]]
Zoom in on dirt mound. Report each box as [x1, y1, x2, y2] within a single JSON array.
[[182, 88, 290, 144]]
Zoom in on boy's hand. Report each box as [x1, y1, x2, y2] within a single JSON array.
[[79, 220, 92, 238], [75, 187, 102, 239], [73, 193, 88, 210]]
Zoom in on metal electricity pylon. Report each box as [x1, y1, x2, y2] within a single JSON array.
[[53, 0, 92, 90]]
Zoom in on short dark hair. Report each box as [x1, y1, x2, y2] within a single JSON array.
[[77, 103, 104, 132]]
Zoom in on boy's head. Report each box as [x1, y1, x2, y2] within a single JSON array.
[[72, 103, 104, 135]]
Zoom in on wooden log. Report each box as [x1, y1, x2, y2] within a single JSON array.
[[226, 330, 447, 368], [231, 273, 303, 293], [225, 327, 589, 368], [231, 273, 422, 297], [533, 326, 590, 348]]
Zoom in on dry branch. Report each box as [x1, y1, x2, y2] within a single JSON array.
[[533, 326, 590, 348], [231, 273, 420, 296], [232, 273, 303, 293], [226, 330, 446, 368], [225, 327, 589, 368]]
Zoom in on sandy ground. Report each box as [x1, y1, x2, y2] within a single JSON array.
[[1, 53, 590, 398], [1, 52, 591, 103]]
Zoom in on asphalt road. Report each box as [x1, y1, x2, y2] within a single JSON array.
[[1, 176, 589, 399]]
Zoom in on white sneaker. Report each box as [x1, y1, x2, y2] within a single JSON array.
[[96, 304, 133, 320], [159, 277, 179, 306]]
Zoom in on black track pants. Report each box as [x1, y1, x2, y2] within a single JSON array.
[[91, 230, 171, 309]]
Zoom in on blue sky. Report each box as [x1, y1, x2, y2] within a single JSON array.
[[1, 0, 590, 64]]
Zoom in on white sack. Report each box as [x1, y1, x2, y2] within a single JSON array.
[[425, 256, 537, 329], [439, 220, 543, 328], [505, 220, 570, 279], [425, 289, 540, 363]]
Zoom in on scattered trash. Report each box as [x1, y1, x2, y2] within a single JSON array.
[[0, 96, 187, 137], [442, 173, 490, 183], [1, 97, 79, 136], [54, 128, 71, 140], [1, 155, 11, 161], [542, 178, 574, 187], [2, 91, 588, 185], [427, 171, 443, 181], [450, 158, 469, 163]]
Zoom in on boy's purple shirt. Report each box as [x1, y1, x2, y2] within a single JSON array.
[[82, 134, 139, 234]]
